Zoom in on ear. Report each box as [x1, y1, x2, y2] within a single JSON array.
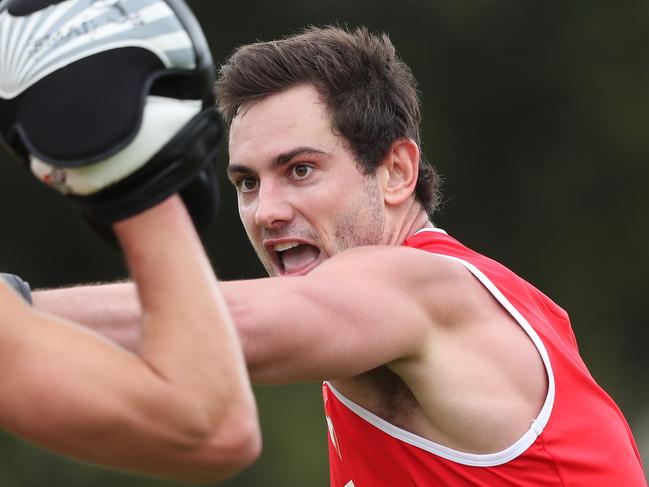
[[379, 138, 420, 207]]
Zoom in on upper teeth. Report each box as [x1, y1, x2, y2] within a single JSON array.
[[274, 242, 300, 252]]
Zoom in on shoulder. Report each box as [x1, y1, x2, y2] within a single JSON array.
[[311, 245, 476, 298], [317, 244, 464, 273], [306, 245, 489, 330]]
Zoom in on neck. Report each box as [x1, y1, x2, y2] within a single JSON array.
[[386, 200, 433, 246]]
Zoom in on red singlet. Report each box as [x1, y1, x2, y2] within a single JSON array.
[[323, 228, 646, 486]]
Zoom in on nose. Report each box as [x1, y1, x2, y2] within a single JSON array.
[[254, 181, 293, 229]]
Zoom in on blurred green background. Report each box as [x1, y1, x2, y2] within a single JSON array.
[[1, 0, 648, 485]]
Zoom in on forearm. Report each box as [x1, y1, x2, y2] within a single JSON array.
[[111, 195, 260, 479], [33, 282, 141, 351], [0, 197, 259, 483], [116, 196, 246, 403]]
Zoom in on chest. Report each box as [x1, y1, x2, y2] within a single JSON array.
[[330, 366, 421, 431]]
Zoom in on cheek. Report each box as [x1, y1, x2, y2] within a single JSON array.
[[305, 180, 348, 211], [238, 203, 258, 235]]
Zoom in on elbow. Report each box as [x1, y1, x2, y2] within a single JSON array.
[[211, 416, 262, 480], [177, 414, 262, 484]]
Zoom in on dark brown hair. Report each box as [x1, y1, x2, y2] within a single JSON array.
[[216, 25, 441, 216]]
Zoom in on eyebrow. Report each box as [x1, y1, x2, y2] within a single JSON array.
[[227, 146, 329, 176]]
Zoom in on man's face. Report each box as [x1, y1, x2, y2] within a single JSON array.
[[227, 84, 386, 277]]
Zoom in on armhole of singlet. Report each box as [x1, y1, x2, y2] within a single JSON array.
[[325, 250, 555, 468]]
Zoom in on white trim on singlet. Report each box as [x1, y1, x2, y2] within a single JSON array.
[[325, 228, 555, 467], [415, 227, 448, 236]]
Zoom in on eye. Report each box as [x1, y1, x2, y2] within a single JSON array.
[[236, 176, 258, 193], [289, 164, 313, 180]]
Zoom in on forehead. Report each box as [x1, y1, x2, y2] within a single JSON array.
[[227, 84, 339, 166]]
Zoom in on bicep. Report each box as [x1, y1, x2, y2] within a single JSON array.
[[225, 247, 448, 383]]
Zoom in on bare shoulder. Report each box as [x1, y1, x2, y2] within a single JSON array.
[[237, 245, 478, 381], [313, 245, 469, 283], [323, 245, 549, 453], [310, 244, 482, 317], [227, 243, 502, 383], [306, 244, 493, 352], [322, 246, 537, 349]]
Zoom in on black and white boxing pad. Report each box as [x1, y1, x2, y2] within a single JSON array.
[[0, 0, 221, 230]]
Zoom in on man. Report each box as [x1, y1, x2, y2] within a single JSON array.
[[0, 0, 259, 482], [35, 26, 646, 485]]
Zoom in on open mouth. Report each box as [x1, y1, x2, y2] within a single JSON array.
[[272, 242, 321, 275]]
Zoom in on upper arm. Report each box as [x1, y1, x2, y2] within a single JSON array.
[[224, 246, 468, 383]]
